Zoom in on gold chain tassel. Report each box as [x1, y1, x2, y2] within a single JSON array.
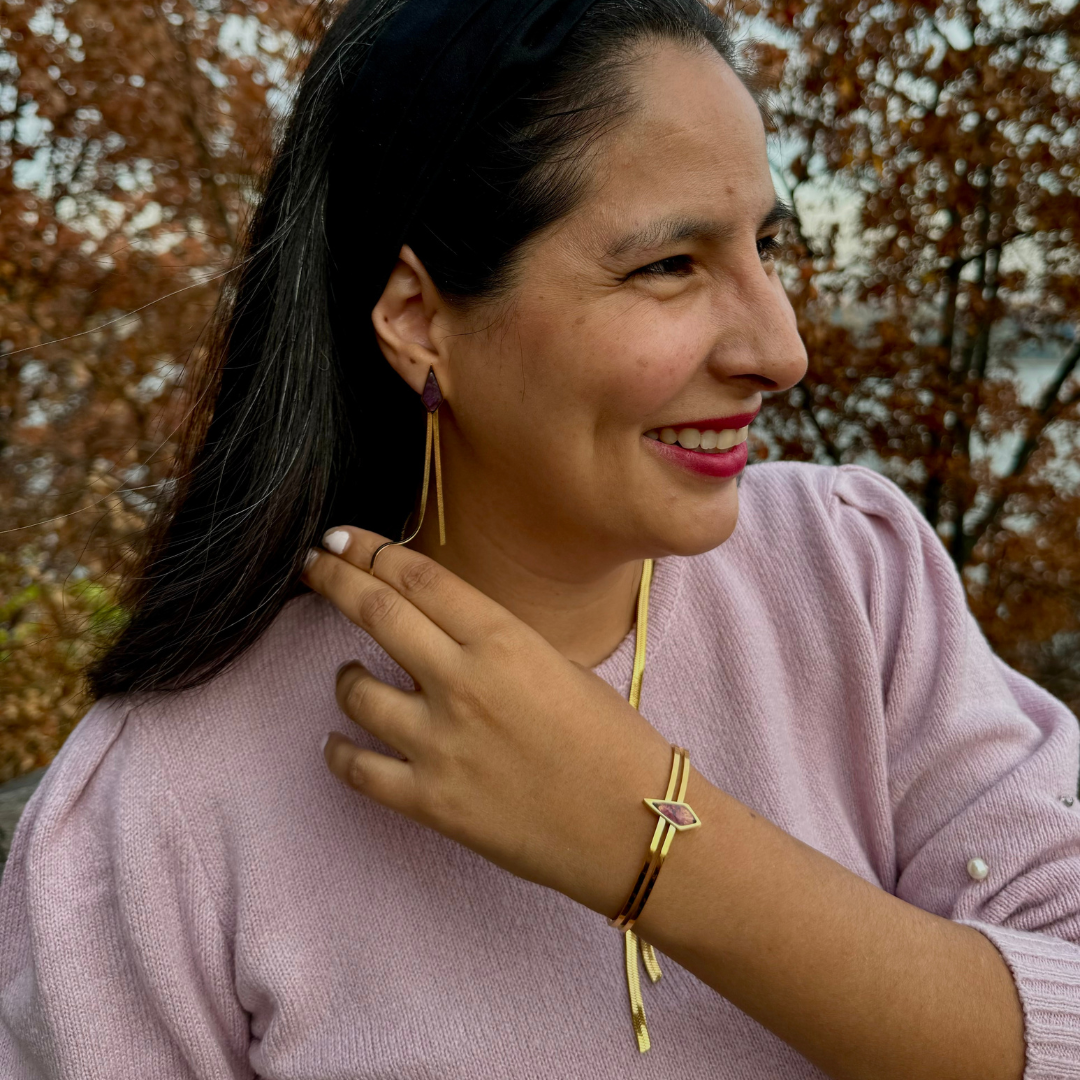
[[623, 931, 664, 1053], [432, 407, 445, 546], [625, 930, 651, 1053], [640, 940, 663, 984], [612, 561, 698, 1052], [369, 403, 445, 575], [394, 412, 434, 545], [623, 559, 661, 1052]]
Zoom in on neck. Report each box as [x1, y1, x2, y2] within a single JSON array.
[[407, 505, 644, 671]]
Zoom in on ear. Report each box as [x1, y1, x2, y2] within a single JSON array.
[[371, 244, 451, 397]]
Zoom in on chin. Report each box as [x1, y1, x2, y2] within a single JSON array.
[[650, 497, 741, 558]]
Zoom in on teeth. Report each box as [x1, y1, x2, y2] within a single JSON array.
[[644, 425, 751, 452]]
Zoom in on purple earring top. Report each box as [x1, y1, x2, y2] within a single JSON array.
[[421, 367, 443, 412]]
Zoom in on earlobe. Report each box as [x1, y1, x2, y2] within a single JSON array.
[[370, 245, 445, 396]]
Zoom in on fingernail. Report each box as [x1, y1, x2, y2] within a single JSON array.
[[323, 529, 350, 554], [320, 733, 331, 754], [304, 548, 319, 569]]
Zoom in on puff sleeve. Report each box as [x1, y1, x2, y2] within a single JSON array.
[[0, 699, 252, 1079], [828, 464, 1080, 1080]]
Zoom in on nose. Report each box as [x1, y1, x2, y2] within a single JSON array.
[[704, 248, 808, 393]]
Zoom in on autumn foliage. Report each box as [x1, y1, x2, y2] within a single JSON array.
[[736, 0, 1080, 711], [0, 0, 321, 779], [2, 0, 1078, 782]]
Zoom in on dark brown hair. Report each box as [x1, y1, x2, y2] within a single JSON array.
[[88, 0, 761, 697]]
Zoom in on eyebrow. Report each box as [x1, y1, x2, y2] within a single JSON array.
[[603, 197, 795, 261]]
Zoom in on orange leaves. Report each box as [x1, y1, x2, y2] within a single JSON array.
[[1, 0, 319, 779], [749, 0, 1080, 710]]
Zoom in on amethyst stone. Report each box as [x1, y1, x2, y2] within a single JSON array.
[[421, 368, 443, 412], [645, 799, 699, 827]]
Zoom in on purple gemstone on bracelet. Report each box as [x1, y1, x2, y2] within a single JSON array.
[[655, 802, 697, 826], [421, 368, 443, 412]]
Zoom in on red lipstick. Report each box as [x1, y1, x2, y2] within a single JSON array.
[[641, 407, 759, 479], [652, 409, 759, 431], [645, 437, 748, 478]]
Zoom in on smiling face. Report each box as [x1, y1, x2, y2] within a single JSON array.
[[402, 42, 808, 575]]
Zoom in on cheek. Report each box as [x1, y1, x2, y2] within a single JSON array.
[[587, 301, 710, 422], [484, 292, 708, 438]]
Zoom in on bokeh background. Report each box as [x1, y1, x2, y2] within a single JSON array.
[[2, 0, 1079, 785]]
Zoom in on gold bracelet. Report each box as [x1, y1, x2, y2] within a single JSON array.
[[608, 744, 700, 933], [608, 744, 701, 1053]]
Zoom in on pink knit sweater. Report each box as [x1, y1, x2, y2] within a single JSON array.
[[3, 462, 1080, 1079]]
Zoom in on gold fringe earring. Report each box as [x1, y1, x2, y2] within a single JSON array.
[[369, 366, 445, 574]]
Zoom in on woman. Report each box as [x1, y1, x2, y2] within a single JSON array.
[[2, 0, 1078, 1076]]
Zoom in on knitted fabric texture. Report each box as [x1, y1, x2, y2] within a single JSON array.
[[2, 462, 1079, 1078]]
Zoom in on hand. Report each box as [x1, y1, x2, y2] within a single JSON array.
[[301, 527, 676, 919]]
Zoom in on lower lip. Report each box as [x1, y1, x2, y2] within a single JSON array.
[[643, 435, 749, 478]]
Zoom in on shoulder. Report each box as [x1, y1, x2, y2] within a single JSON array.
[[11, 694, 137, 861], [736, 459, 926, 530], [119, 590, 358, 726], [0, 704, 253, 1075], [684, 460, 934, 583], [93, 589, 376, 744], [734, 459, 946, 584], [11, 592, 366, 886], [104, 589, 372, 786], [1, 690, 232, 933], [670, 461, 959, 654]]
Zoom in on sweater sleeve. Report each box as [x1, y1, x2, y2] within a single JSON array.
[[0, 698, 253, 1080], [828, 463, 1080, 1080]]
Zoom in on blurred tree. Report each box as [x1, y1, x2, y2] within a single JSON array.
[[0, 0, 319, 781], [739, 0, 1080, 713]]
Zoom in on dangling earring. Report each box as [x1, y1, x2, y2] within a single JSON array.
[[369, 366, 446, 574]]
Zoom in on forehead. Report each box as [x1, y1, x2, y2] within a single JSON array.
[[564, 42, 774, 252]]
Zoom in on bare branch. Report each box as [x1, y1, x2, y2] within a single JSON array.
[[962, 336, 1080, 557], [797, 385, 842, 464]]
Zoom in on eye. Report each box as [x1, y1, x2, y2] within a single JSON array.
[[628, 254, 694, 278], [757, 234, 784, 262]]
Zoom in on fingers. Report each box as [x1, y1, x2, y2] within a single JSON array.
[[336, 661, 425, 759], [323, 732, 416, 812], [319, 527, 511, 645], [304, 543, 459, 683]]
